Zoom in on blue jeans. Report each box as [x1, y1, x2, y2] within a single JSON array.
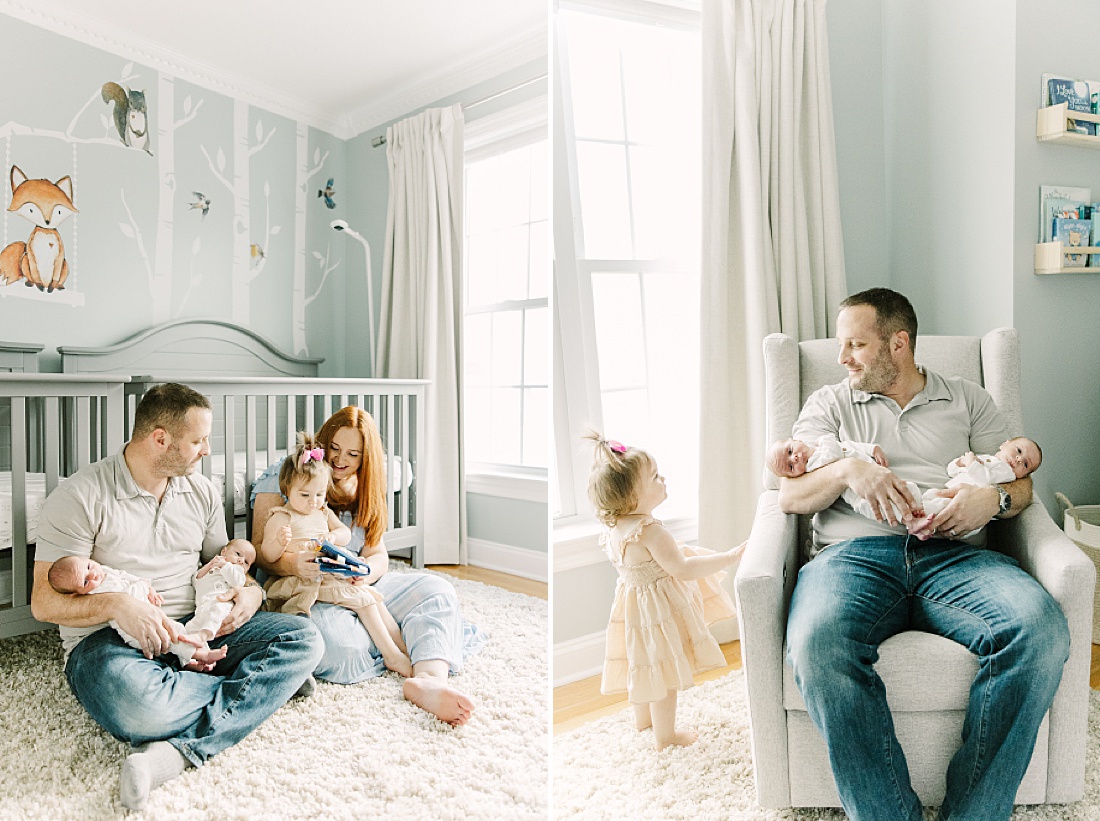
[[65, 611, 323, 766], [785, 536, 1069, 821], [309, 570, 486, 684]]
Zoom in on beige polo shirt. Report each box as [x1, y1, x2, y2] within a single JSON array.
[[35, 447, 228, 656], [792, 367, 1009, 552]]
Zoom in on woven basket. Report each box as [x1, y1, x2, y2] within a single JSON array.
[[1056, 492, 1100, 643]]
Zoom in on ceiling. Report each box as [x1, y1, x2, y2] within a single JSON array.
[[0, 0, 547, 139]]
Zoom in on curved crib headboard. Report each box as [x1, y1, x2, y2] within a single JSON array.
[[57, 319, 323, 377]]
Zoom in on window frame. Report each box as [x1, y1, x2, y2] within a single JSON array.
[[462, 94, 550, 495], [552, 0, 701, 543]]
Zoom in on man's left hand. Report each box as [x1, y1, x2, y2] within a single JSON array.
[[214, 584, 262, 637], [910, 485, 999, 540]]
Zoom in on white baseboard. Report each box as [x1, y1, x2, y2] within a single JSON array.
[[467, 538, 548, 583], [553, 630, 606, 687]]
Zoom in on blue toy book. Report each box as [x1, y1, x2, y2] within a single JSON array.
[[316, 539, 371, 577]]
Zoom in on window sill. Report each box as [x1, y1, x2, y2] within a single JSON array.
[[466, 471, 547, 504], [553, 513, 698, 573]]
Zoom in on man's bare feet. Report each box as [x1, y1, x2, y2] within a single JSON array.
[[382, 649, 414, 678], [403, 676, 475, 726], [656, 729, 698, 751]]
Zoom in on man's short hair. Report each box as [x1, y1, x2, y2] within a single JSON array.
[[131, 383, 211, 439], [840, 287, 918, 352]]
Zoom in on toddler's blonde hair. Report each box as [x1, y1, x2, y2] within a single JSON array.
[[584, 430, 653, 527], [279, 432, 333, 497]]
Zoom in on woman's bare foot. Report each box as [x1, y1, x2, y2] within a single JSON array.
[[403, 676, 475, 726], [633, 704, 652, 731], [382, 649, 414, 678], [656, 729, 698, 751]]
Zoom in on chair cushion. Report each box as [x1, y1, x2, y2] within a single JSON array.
[[783, 630, 978, 712]]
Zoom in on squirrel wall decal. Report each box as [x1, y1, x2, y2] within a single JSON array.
[[101, 82, 153, 156]]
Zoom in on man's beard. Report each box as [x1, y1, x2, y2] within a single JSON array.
[[851, 345, 899, 394], [157, 443, 199, 476]]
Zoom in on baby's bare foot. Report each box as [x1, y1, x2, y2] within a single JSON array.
[[656, 729, 698, 750], [633, 705, 652, 731], [403, 676, 475, 726], [383, 651, 414, 678]]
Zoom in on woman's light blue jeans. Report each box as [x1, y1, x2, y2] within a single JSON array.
[[309, 570, 486, 684], [785, 536, 1069, 821], [65, 611, 323, 766]]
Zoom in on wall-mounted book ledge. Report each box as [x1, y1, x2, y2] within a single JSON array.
[[1037, 103, 1100, 147], [1034, 241, 1100, 274]]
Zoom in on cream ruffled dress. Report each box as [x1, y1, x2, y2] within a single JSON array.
[[600, 515, 736, 704]]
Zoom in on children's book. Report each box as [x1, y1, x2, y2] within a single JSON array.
[[1054, 217, 1092, 266], [316, 539, 372, 577], [1048, 78, 1095, 134], [1039, 185, 1092, 242], [1090, 205, 1100, 267]]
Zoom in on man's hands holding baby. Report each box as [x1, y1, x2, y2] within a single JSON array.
[[844, 458, 920, 527], [908, 484, 999, 541]]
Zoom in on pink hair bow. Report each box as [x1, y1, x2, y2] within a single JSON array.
[[607, 440, 627, 454], [301, 447, 324, 465]]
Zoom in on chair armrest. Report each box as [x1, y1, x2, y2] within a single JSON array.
[[734, 490, 800, 808], [992, 500, 1096, 802]]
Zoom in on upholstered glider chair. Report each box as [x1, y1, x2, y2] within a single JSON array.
[[734, 327, 1095, 809]]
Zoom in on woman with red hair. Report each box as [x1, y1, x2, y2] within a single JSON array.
[[252, 406, 482, 725]]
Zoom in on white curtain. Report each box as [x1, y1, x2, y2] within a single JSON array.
[[699, 0, 846, 559], [377, 104, 465, 565]]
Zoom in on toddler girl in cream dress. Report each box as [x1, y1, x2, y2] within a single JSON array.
[[587, 432, 745, 750]]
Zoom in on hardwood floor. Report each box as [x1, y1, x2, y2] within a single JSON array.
[[426, 563, 547, 600], [554, 641, 743, 734], [555, 641, 1100, 734]]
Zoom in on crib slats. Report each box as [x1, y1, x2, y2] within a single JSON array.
[[222, 395, 236, 539], [43, 397, 59, 494], [10, 396, 27, 608]]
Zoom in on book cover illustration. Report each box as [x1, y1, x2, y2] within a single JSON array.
[[1048, 78, 1095, 134], [1090, 205, 1100, 267], [1039, 185, 1091, 242], [1053, 217, 1092, 266]]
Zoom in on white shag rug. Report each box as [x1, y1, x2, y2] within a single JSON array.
[[0, 567, 547, 821], [553, 669, 1100, 820]]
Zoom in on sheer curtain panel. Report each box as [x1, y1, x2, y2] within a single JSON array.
[[377, 104, 466, 564], [699, 0, 846, 583]]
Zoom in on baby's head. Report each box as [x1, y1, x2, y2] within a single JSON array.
[[279, 433, 333, 515], [48, 556, 107, 595], [584, 431, 660, 526], [997, 436, 1042, 479], [221, 539, 256, 570], [767, 438, 815, 478]]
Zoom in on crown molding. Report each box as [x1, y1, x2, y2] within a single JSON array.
[[348, 25, 548, 138]]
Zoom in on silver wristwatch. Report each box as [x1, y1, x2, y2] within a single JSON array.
[[994, 485, 1011, 518]]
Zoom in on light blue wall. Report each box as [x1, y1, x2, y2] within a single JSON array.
[[828, 0, 1099, 516], [0, 13, 348, 374], [1013, 0, 1100, 515], [468, 493, 547, 553]]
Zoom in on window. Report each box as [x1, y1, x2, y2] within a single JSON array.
[[554, 3, 701, 525], [464, 99, 549, 479]]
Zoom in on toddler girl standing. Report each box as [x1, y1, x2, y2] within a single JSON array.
[[588, 433, 745, 750]]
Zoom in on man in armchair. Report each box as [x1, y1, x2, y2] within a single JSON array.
[[779, 288, 1069, 821]]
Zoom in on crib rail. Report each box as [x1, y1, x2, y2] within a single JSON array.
[[126, 377, 428, 568], [0, 374, 127, 637]]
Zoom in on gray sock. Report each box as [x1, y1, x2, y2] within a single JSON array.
[[295, 674, 317, 698], [120, 740, 192, 810]]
